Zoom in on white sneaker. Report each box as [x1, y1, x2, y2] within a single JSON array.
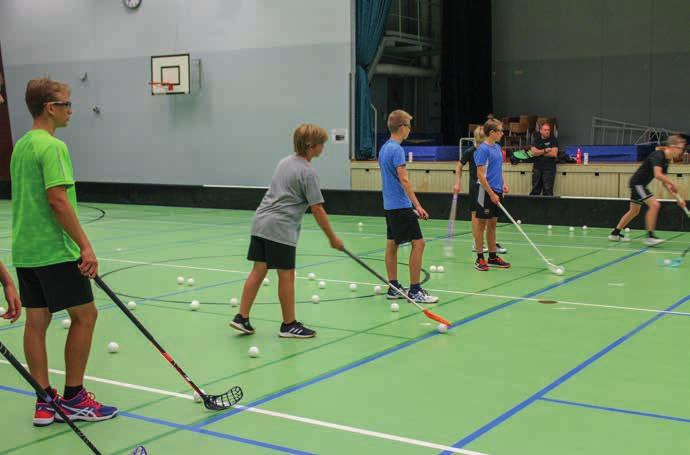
[[644, 237, 665, 246], [496, 243, 508, 254], [471, 246, 489, 253], [608, 234, 631, 242]]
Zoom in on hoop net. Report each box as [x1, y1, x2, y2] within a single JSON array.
[[149, 81, 174, 95]]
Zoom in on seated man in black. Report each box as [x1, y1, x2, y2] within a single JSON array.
[[529, 122, 558, 196]]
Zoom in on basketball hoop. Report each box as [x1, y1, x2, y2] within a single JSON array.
[[148, 81, 174, 95]]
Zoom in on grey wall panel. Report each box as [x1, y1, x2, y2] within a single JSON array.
[[0, 0, 353, 189], [492, 0, 689, 145], [600, 55, 652, 126]]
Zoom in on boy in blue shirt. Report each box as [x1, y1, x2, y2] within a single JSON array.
[[378, 110, 438, 303], [473, 119, 511, 271]]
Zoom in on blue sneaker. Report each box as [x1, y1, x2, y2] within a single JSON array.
[[55, 389, 118, 422]]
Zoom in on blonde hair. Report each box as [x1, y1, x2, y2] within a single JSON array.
[[473, 126, 485, 146], [387, 109, 413, 134], [667, 134, 686, 148], [483, 118, 503, 136], [25, 77, 70, 118], [293, 123, 329, 156]]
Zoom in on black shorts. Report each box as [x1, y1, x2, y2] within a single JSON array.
[[475, 187, 503, 219], [17, 261, 94, 314], [385, 208, 423, 245], [630, 184, 653, 205], [469, 183, 480, 213], [247, 235, 296, 269]]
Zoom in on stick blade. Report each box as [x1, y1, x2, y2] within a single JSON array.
[[423, 309, 452, 327], [203, 386, 243, 411]]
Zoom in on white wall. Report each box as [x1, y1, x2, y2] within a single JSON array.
[[0, 0, 354, 188]]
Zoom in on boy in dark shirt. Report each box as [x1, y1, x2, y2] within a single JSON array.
[[609, 135, 687, 245]]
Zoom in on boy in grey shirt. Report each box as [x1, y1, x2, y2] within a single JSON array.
[[230, 124, 344, 338]]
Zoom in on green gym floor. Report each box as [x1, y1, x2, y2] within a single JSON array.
[[0, 201, 688, 455]]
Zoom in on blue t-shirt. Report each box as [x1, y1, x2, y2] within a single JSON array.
[[378, 139, 412, 210], [474, 142, 504, 193]]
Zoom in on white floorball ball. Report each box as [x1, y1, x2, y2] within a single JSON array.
[[190, 300, 200, 310], [625, 227, 631, 232], [187, 278, 195, 286], [547, 225, 553, 229], [176, 276, 185, 284], [374, 285, 382, 294], [555, 267, 565, 276], [107, 342, 119, 353], [569, 227, 575, 232], [582, 225, 588, 230], [127, 301, 137, 310], [517, 220, 522, 224], [437, 265, 445, 273], [307, 272, 316, 280], [349, 283, 357, 291], [311, 294, 320, 304], [61, 318, 71, 329], [263, 278, 270, 286], [357, 222, 364, 227], [318, 280, 326, 289], [248, 346, 260, 358], [390, 302, 400, 312], [663, 259, 672, 265], [229, 297, 239, 307], [437, 324, 448, 334], [429, 265, 437, 273], [193, 389, 205, 403]]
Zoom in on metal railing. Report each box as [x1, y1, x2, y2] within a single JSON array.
[[590, 116, 680, 145]]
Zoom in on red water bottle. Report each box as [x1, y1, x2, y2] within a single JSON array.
[[576, 148, 582, 164], [502, 148, 507, 162]]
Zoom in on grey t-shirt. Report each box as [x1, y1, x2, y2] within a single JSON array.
[[251, 154, 325, 246]]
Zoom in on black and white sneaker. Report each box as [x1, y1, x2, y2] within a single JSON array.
[[279, 321, 316, 338], [229, 314, 255, 334], [496, 243, 508, 254], [386, 284, 407, 300], [471, 246, 489, 253]]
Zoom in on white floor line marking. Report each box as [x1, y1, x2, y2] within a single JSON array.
[[607, 283, 626, 287], [0, 360, 487, 455], [426, 288, 690, 317], [90, 216, 689, 246], [98, 258, 690, 317]]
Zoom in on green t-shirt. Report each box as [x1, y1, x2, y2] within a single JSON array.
[[11, 129, 80, 267]]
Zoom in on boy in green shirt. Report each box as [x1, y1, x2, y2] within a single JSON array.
[[11, 78, 117, 426]]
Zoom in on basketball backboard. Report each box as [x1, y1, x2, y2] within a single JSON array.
[[150, 53, 190, 95]]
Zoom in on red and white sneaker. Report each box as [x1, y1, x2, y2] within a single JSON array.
[[55, 389, 118, 422], [475, 258, 489, 271], [33, 389, 59, 427]]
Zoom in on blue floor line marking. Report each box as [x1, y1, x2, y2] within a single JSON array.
[[539, 397, 690, 424], [0, 385, 313, 455], [195, 247, 648, 430], [441, 293, 690, 454]]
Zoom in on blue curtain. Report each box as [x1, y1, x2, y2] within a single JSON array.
[[355, 0, 392, 160]]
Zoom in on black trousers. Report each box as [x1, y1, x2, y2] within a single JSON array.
[[530, 168, 556, 196]]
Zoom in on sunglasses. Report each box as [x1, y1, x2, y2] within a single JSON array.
[[45, 101, 72, 108]]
